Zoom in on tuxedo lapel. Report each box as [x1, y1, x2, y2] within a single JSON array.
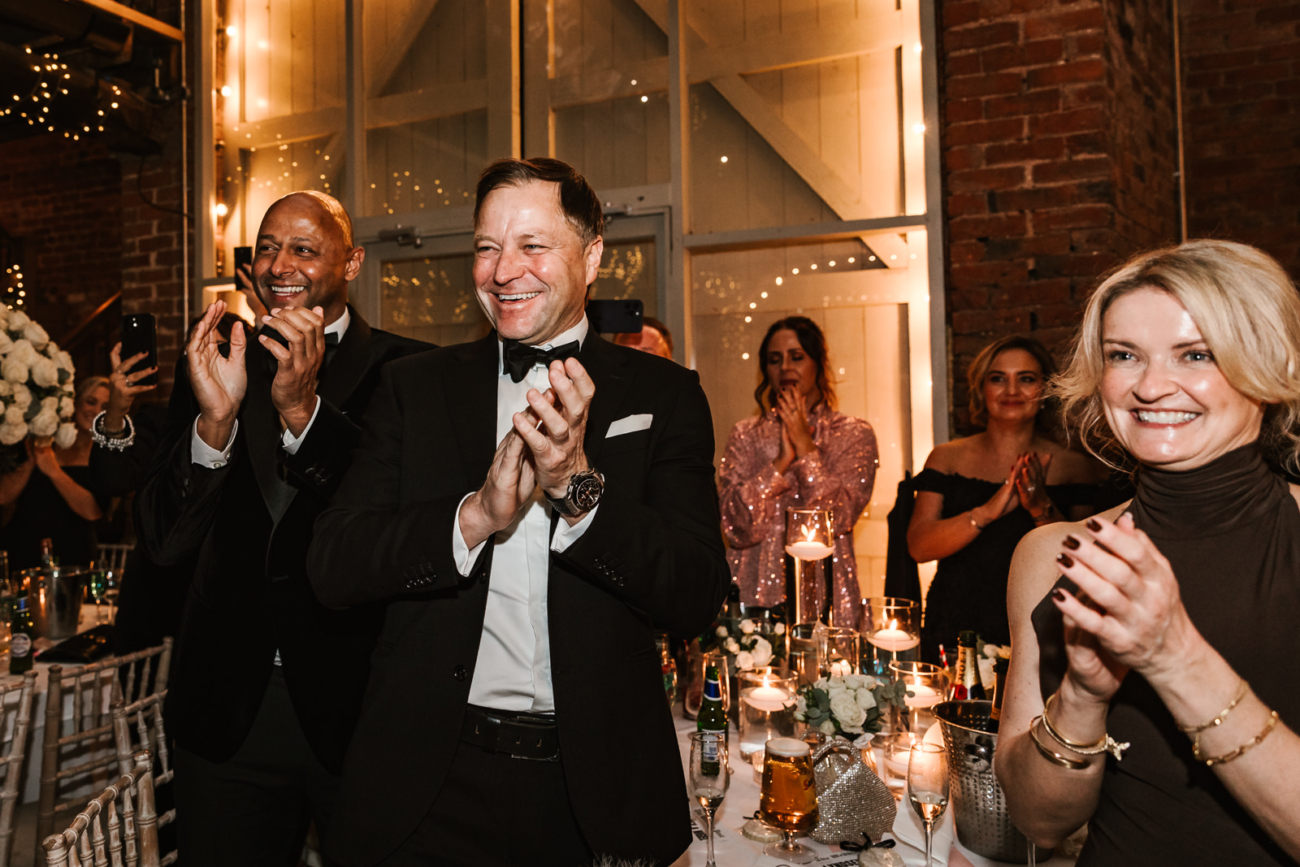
[[448, 334, 501, 480], [243, 338, 292, 516], [579, 334, 633, 469], [317, 305, 371, 410]]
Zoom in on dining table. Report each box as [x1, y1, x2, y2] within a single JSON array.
[[669, 709, 1080, 867]]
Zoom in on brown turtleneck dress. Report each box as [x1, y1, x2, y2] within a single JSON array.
[[1032, 444, 1300, 866]]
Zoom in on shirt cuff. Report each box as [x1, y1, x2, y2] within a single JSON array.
[[191, 418, 238, 468], [280, 396, 322, 455], [551, 505, 598, 552], [453, 493, 488, 577]]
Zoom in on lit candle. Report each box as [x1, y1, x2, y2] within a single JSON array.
[[904, 680, 941, 709], [868, 625, 920, 653], [785, 540, 834, 560], [743, 685, 792, 712]]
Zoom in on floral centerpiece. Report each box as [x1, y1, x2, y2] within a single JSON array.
[[795, 673, 909, 738], [699, 617, 786, 672], [0, 308, 77, 473]]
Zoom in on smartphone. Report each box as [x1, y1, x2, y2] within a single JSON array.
[[233, 245, 253, 275], [586, 299, 644, 334], [121, 313, 158, 387]]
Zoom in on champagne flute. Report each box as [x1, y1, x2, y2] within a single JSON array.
[[907, 742, 949, 867], [758, 736, 819, 864], [687, 731, 730, 867], [87, 570, 109, 624]]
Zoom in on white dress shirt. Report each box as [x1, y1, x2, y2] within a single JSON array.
[[452, 318, 598, 713], [192, 307, 351, 467]]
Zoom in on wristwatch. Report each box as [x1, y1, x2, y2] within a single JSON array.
[[548, 468, 605, 518]]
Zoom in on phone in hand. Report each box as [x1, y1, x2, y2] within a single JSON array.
[[233, 245, 253, 274], [586, 299, 644, 334], [121, 313, 158, 387]]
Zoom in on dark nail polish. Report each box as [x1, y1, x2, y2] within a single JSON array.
[[1063, 535, 1081, 550], [1086, 519, 1102, 532], [1056, 553, 1074, 568], [1053, 588, 1066, 602]]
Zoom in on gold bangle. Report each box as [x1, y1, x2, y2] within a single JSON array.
[[1029, 716, 1090, 769], [1194, 711, 1279, 767], [1178, 679, 1250, 734], [1041, 694, 1131, 761]]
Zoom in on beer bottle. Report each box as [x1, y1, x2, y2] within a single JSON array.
[[950, 630, 986, 701], [697, 665, 728, 774], [989, 655, 1010, 729], [9, 596, 34, 674]]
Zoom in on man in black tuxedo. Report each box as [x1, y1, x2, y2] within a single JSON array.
[[308, 158, 729, 866], [135, 191, 428, 865]]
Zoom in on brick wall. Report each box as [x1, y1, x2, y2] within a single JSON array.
[[940, 0, 1181, 434], [1180, 0, 1300, 277]]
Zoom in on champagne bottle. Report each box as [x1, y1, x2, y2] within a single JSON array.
[[9, 596, 33, 674], [989, 655, 1010, 728], [697, 665, 728, 775], [950, 630, 986, 701]]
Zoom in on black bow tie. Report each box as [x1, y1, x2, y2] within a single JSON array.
[[502, 338, 579, 383]]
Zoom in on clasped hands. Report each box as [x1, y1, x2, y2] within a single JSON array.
[[1051, 514, 1199, 704], [772, 386, 816, 474], [972, 452, 1054, 527], [461, 358, 595, 547], [189, 300, 328, 450]]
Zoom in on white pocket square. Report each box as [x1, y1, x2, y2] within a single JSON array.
[[606, 414, 653, 437]]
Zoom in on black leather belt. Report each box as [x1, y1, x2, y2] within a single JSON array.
[[461, 705, 560, 761]]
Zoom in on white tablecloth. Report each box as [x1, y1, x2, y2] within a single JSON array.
[[670, 711, 1077, 867]]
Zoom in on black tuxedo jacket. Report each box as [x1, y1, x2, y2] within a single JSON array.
[[308, 332, 729, 866], [135, 308, 429, 772]]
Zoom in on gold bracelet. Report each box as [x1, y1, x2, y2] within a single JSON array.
[[1194, 710, 1279, 767], [1177, 678, 1250, 734], [1029, 716, 1090, 770], [1041, 694, 1131, 761]]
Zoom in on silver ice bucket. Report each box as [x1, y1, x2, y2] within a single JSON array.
[[21, 567, 86, 641], [934, 700, 1039, 863]]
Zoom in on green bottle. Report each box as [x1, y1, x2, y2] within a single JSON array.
[[9, 596, 33, 674], [697, 665, 728, 775]]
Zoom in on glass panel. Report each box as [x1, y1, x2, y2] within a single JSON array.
[[554, 94, 671, 190], [236, 0, 346, 122], [591, 239, 658, 318], [365, 113, 488, 217], [379, 252, 487, 345]]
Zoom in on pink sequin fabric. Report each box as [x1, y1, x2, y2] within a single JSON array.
[[719, 404, 879, 627]]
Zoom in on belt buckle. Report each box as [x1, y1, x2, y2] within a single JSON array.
[[504, 717, 558, 762]]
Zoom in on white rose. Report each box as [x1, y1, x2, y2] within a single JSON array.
[[750, 636, 773, 668], [10, 340, 36, 366], [58, 396, 73, 417], [829, 692, 867, 729], [0, 421, 26, 445], [774, 622, 785, 635], [44, 339, 59, 358], [984, 644, 1000, 659], [861, 675, 879, 690], [4, 407, 23, 426], [11, 384, 30, 409], [827, 685, 849, 704], [828, 676, 846, 690], [813, 678, 830, 690], [54, 422, 77, 450], [0, 381, 10, 397], [739, 619, 755, 634], [1, 358, 27, 385], [56, 351, 73, 373], [8, 311, 29, 329], [725, 638, 740, 654], [735, 651, 754, 671], [715, 625, 728, 638], [978, 657, 996, 690], [855, 687, 878, 710], [40, 396, 57, 411], [0, 331, 12, 354], [22, 321, 48, 349], [843, 674, 866, 690], [819, 720, 837, 736], [29, 406, 58, 437], [31, 359, 57, 388]]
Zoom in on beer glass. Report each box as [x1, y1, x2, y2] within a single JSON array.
[[687, 732, 730, 867], [907, 742, 949, 867], [758, 736, 819, 863]]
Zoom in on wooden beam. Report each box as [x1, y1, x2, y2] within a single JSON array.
[[682, 215, 925, 253], [232, 107, 345, 150], [367, 79, 488, 129], [859, 232, 912, 269], [366, 0, 440, 99], [688, 13, 904, 81], [75, 0, 182, 42], [548, 57, 668, 111], [484, 0, 519, 159]]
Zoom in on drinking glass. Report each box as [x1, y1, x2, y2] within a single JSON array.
[[758, 736, 819, 863], [907, 742, 950, 867], [784, 508, 834, 626], [687, 731, 730, 867], [863, 596, 920, 676], [822, 626, 861, 678], [86, 569, 110, 624]]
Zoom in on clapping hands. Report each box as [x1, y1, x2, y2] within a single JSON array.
[[773, 387, 815, 474]]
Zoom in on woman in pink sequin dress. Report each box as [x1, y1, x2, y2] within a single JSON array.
[[719, 316, 878, 627]]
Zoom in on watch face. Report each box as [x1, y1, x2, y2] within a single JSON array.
[[572, 476, 603, 510]]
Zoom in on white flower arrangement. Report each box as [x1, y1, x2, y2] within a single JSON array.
[[700, 617, 787, 671], [795, 674, 909, 737], [0, 308, 76, 468]]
